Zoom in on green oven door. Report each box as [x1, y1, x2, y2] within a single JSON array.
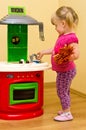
[[10, 82, 38, 105]]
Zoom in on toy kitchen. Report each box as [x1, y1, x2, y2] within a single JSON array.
[[0, 7, 51, 120]]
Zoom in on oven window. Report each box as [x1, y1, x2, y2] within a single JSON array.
[[13, 89, 35, 100], [10, 82, 38, 105]]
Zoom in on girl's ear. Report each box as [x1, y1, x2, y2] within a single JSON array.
[[61, 20, 66, 27]]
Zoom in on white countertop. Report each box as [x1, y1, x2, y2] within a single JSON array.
[[0, 62, 51, 72]]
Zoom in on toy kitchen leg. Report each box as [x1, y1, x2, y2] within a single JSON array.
[[0, 70, 44, 120]]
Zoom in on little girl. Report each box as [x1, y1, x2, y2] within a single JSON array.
[[37, 6, 80, 122]]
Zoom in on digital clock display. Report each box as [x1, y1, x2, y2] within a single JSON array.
[[11, 8, 24, 13], [8, 6, 26, 15]]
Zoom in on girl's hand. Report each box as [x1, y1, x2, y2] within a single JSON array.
[[36, 48, 53, 60], [53, 45, 74, 64], [36, 51, 44, 60]]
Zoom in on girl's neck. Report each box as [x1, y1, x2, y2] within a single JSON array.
[[63, 31, 74, 35], [63, 25, 74, 35], [59, 31, 74, 36]]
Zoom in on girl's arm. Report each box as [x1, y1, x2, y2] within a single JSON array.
[[37, 48, 53, 60], [69, 43, 80, 61]]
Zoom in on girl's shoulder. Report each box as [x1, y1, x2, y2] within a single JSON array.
[[65, 33, 78, 43], [58, 33, 78, 46]]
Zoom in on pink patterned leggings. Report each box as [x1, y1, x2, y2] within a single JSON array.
[[56, 68, 76, 110]]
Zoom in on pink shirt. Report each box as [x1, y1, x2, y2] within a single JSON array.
[[51, 33, 78, 72]]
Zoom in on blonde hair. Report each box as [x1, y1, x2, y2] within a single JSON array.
[[51, 6, 79, 28]]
